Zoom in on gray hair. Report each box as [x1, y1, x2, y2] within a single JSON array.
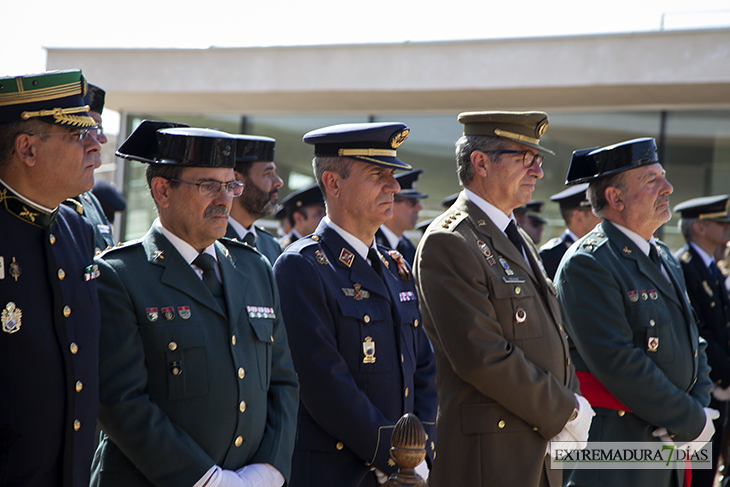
[[145, 163, 185, 209], [454, 135, 508, 186], [679, 217, 703, 242], [312, 156, 357, 198], [586, 172, 627, 218], [0, 119, 53, 170]]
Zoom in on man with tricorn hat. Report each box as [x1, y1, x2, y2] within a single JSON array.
[[277, 182, 325, 250], [0, 69, 102, 487], [273, 122, 437, 487], [556, 139, 715, 487], [91, 121, 299, 487], [415, 111, 593, 487]]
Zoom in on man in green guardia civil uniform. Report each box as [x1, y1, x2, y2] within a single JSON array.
[[91, 121, 299, 487], [556, 138, 715, 487]]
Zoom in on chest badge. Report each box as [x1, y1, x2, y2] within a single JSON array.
[[178, 306, 191, 319], [84, 264, 100, 281], [146, 307, 159, 322], [342, 283, 370, 300], [388, 250, 410, 281], [703, 281, 714, 297], [9, 257, 21, 282], [477, 240, 496, 266], [628, 290, 639, 303], [647, 337, 659, 352], [339, 248, 355, 267], [363, 336, 376, 364], [648, 289, 658, 300], [153, 250, 164, 260], [498, 257, 514, 276], [161, 306, 175, 321], [1, 302, 22, 334]]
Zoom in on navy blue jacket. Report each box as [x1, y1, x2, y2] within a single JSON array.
[[538, 229, 575, 281], [273, 220, 437, 487], [1, 183, 100, 487]]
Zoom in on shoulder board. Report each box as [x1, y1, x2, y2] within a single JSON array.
[[98, 239, 141, 257], [434, 209, 467, 232], [679, 250, 692, 264], [63, 197, 84, 215], [539, 237, 563, 251], [219, 236, 259, 253], [255, 225, 275, 237], [576, 230, 608, 254]]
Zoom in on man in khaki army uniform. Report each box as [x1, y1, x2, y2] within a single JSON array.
[[415, 111, 593, 487]]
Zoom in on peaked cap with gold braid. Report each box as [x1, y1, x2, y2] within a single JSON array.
[[0, 69, 95, 127]]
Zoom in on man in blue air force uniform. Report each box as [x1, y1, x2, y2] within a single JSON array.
[[226, 134, 283, 264], [91, 121, 298, 487], [0, 69, 102, 487], [277, 183, 326, 250], [273, 123, 437, 487], [673, 195, 730, 487], [556, 138, 715, 487]]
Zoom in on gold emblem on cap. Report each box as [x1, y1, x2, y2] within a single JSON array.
[[537, 120, 548, 138], [389, 129, 409, 149]]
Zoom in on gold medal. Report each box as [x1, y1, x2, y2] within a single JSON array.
[[362, 336, 376, 364]]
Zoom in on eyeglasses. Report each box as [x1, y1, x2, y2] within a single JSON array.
[[170, 178, 244, 197], [28, 127, 98, 143], [497, 150, 543, 168], [91, 125, 104, 137]]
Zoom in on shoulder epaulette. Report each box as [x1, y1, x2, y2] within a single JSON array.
[[98, 239, 140, 257], [63, 197, 84, 215], [539, 237, 563, 251], [680, 250, 692, 264], [436, 210, 467, 232], [576, 230, 608, 254], [256, 225, 275, 237]]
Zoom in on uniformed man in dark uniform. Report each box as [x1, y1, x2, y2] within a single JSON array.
[[63, 83, 116, 254], [0, 69, 102, 487], [91, 121, 299, 487], [556, 138, 715, 487], [674, 195, 730, 487], [514, 199, 546, 244], [277, 183, 325, 250], [375, 169, 427, 266], [273, 122, 437, 487], [226, 134, 283, 264], [539, 179, 601, 280]]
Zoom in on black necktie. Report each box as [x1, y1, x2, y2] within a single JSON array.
[[368, 248, 384, 280], [242, 232, 256, 248], [710, 260, 721, 283], [649, 245, 662, 271], [193, 253, 226, 313], [505, 220, 524, 256]]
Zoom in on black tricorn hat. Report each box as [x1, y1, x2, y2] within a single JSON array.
[[84, 84, 105, 114], [550, 183, 591, 210], [566, 138, 658, 184], [232, 134, 276, 164], [116, 120, 238, 168]]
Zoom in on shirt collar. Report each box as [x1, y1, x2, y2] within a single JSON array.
[[378, 224, 401, 249], [689, 241, 715, 268], [154, 218, 217, 265], [227, 216, 257, 241], [610, 221, 656, 256], [464, 188, 515, 234], [0, 177, 57, 213], [324, 216, 372, 262]]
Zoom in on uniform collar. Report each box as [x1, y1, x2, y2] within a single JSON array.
[[324, 215, 372, 262], [609, 221, 656, 256], [0, 177, 58, 229], [378, 224, 401, 249], [464, 188, 515, 235], [227, 216, 257, 241], [689, 241, 714, 268], [154, 218, 217, 266]]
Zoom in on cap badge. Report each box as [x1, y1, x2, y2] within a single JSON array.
[[362, 336, 376, 364], [389, 129, 409, 149], [339, 248, 355, 267], [1, 302, 22, 334], [537, 120, 548, 138]]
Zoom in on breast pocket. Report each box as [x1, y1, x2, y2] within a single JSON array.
[[249, 318, 273, 390], [490, 276, 542, 340], [140, 324, 208, 401], [337, 298, 398, 374], [627, 303, 675, 363]]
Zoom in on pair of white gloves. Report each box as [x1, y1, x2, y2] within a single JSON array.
[[652, 407, 720, 450], [548, 394, 595, 457], [193, 464, 284, 487]]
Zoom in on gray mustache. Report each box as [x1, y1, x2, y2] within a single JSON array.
[[205, 206, 229, 218]]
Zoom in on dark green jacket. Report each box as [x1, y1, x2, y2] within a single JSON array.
[[91, 227, 298, 487], [63, 191, 115, 254], [225, 223, 282, 265]]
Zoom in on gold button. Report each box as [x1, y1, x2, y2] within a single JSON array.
[[695, 350, 698, 358], [63, 306, 71, 318], [515, 286, 521, 295], [532, 426, 538, 431], [618, 410, 625, 417], [414, 319, 418, 327], [73, 420, 81, 431], [649, 319, 655, 327], [49, 234, 56, 244], [75, 381, 83, 392], [235, 436, 243, 447], [57, 269, 65, 280], [364, 315, 371, 323], [238, 367, 245, 379], [69, 342, 78, 354], [336, 442, 344, 450], [239, 401, 246, 412], [232, 335, 237, 346], [567, 357, 571, 366], [168, 342, 177, 351], [711, 302, 717, 308], [401, 354, 404, 363], [270, 335, 274, 343], [405, 387, 409, 397], [311, 235, 320, 242], [498, 420, 505, 429]]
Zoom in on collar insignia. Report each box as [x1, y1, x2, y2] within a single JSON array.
[[339, 248, 354, 267]]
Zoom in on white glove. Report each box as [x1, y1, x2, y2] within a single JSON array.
[[712, 384, 730, 402], [652, 408, 720, 451], [193, 465, 245, 487], [414, 459, 429, 480], [374, 469, 388, 484], [236, 464, 285, 487], [549, 394, 595, 457]]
